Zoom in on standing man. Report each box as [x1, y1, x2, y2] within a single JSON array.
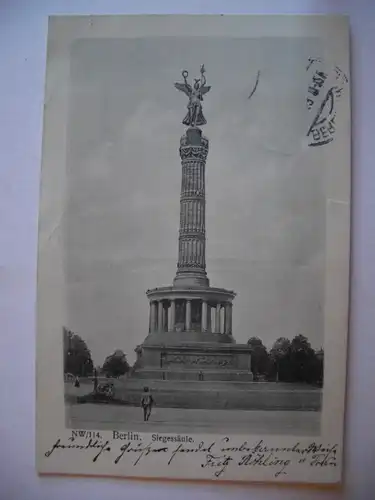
[[141, 387, 154, 422]]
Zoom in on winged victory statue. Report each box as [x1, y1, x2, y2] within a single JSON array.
[[174, 65, 211, 127]]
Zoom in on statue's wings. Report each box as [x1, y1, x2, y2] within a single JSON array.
[[174, 82, 192, 96], [199, 85, 211, 100]]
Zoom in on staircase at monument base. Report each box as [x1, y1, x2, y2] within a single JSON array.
[[131, 368, 253, 382], [115, 379, 322, 411]]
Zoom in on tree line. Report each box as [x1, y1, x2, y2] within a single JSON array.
[[63, 327, 130, 378], [248, 335, 324, 386], [63, 327, 323, 386], [63, 327, 94, 376]]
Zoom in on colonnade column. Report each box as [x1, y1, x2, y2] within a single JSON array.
[[158, 301, 163, 332], [163, 304, 168, 331], [148, 303, 152, 332], [169, 299, 176, 331], [215, 304, 221, 333], [150, 302, 157, 332], [150, 298, 231, 334], [186, 300, 192, 330], [225, 303, 232, 335], [201, 300, 208, 331], [229, 303, 233, 334]]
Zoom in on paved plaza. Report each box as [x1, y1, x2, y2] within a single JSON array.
[[66, 403, 320, 436]]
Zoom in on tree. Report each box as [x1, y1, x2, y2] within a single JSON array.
[[247, 337, 270, 379], [313, 348, 324, 387], [267, 335, 323, 385], [63, 327, 93, 377], [102, 350, 130, 378], [269, 337, 291, 382], [289, 334, 316, 383]]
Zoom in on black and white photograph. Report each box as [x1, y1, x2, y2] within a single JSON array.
[[36, 15, 350, 485]]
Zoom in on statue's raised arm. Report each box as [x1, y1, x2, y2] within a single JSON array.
[[174, 66, 211, 128], [198, 64, 211, 100]]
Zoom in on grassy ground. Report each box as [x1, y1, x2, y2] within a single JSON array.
[[66, 403, 321, 436], [65, 381, 321, 435]]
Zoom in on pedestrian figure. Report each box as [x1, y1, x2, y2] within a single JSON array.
[[74, 375, 80, 388], [141, 387, 154, 422]]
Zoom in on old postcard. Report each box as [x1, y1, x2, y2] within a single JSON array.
[[36, 15, 351, 485]]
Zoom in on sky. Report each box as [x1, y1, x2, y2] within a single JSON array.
[[64, 36, 326, 365]]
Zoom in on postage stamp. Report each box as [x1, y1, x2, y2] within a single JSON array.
[[306, 58, 349, 147]]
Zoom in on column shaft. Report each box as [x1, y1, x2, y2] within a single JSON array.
[[229, 304, 233, 334], [186, 300, 192, 330], [148, 303, 152, 332], [215, 304, 221, 333], [207, 305, 211, 332], [201, 300, 208, 331], [225, 303, 232, 334], [158, 301, 163, 332], [169, 300, 176, 331], [150, 302, 157, 331], [174, 130, 209, 288], [163, 305, 168, 331]]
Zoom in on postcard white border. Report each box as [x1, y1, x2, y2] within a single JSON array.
[[36, 14, 350, 485]]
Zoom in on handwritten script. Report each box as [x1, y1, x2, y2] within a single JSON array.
[[44, 432, 339, 479]]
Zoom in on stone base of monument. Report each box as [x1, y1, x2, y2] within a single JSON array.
[[124, 341, 321, 411], [132, 341, 254, 382], [131, 369, 253, 382]]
